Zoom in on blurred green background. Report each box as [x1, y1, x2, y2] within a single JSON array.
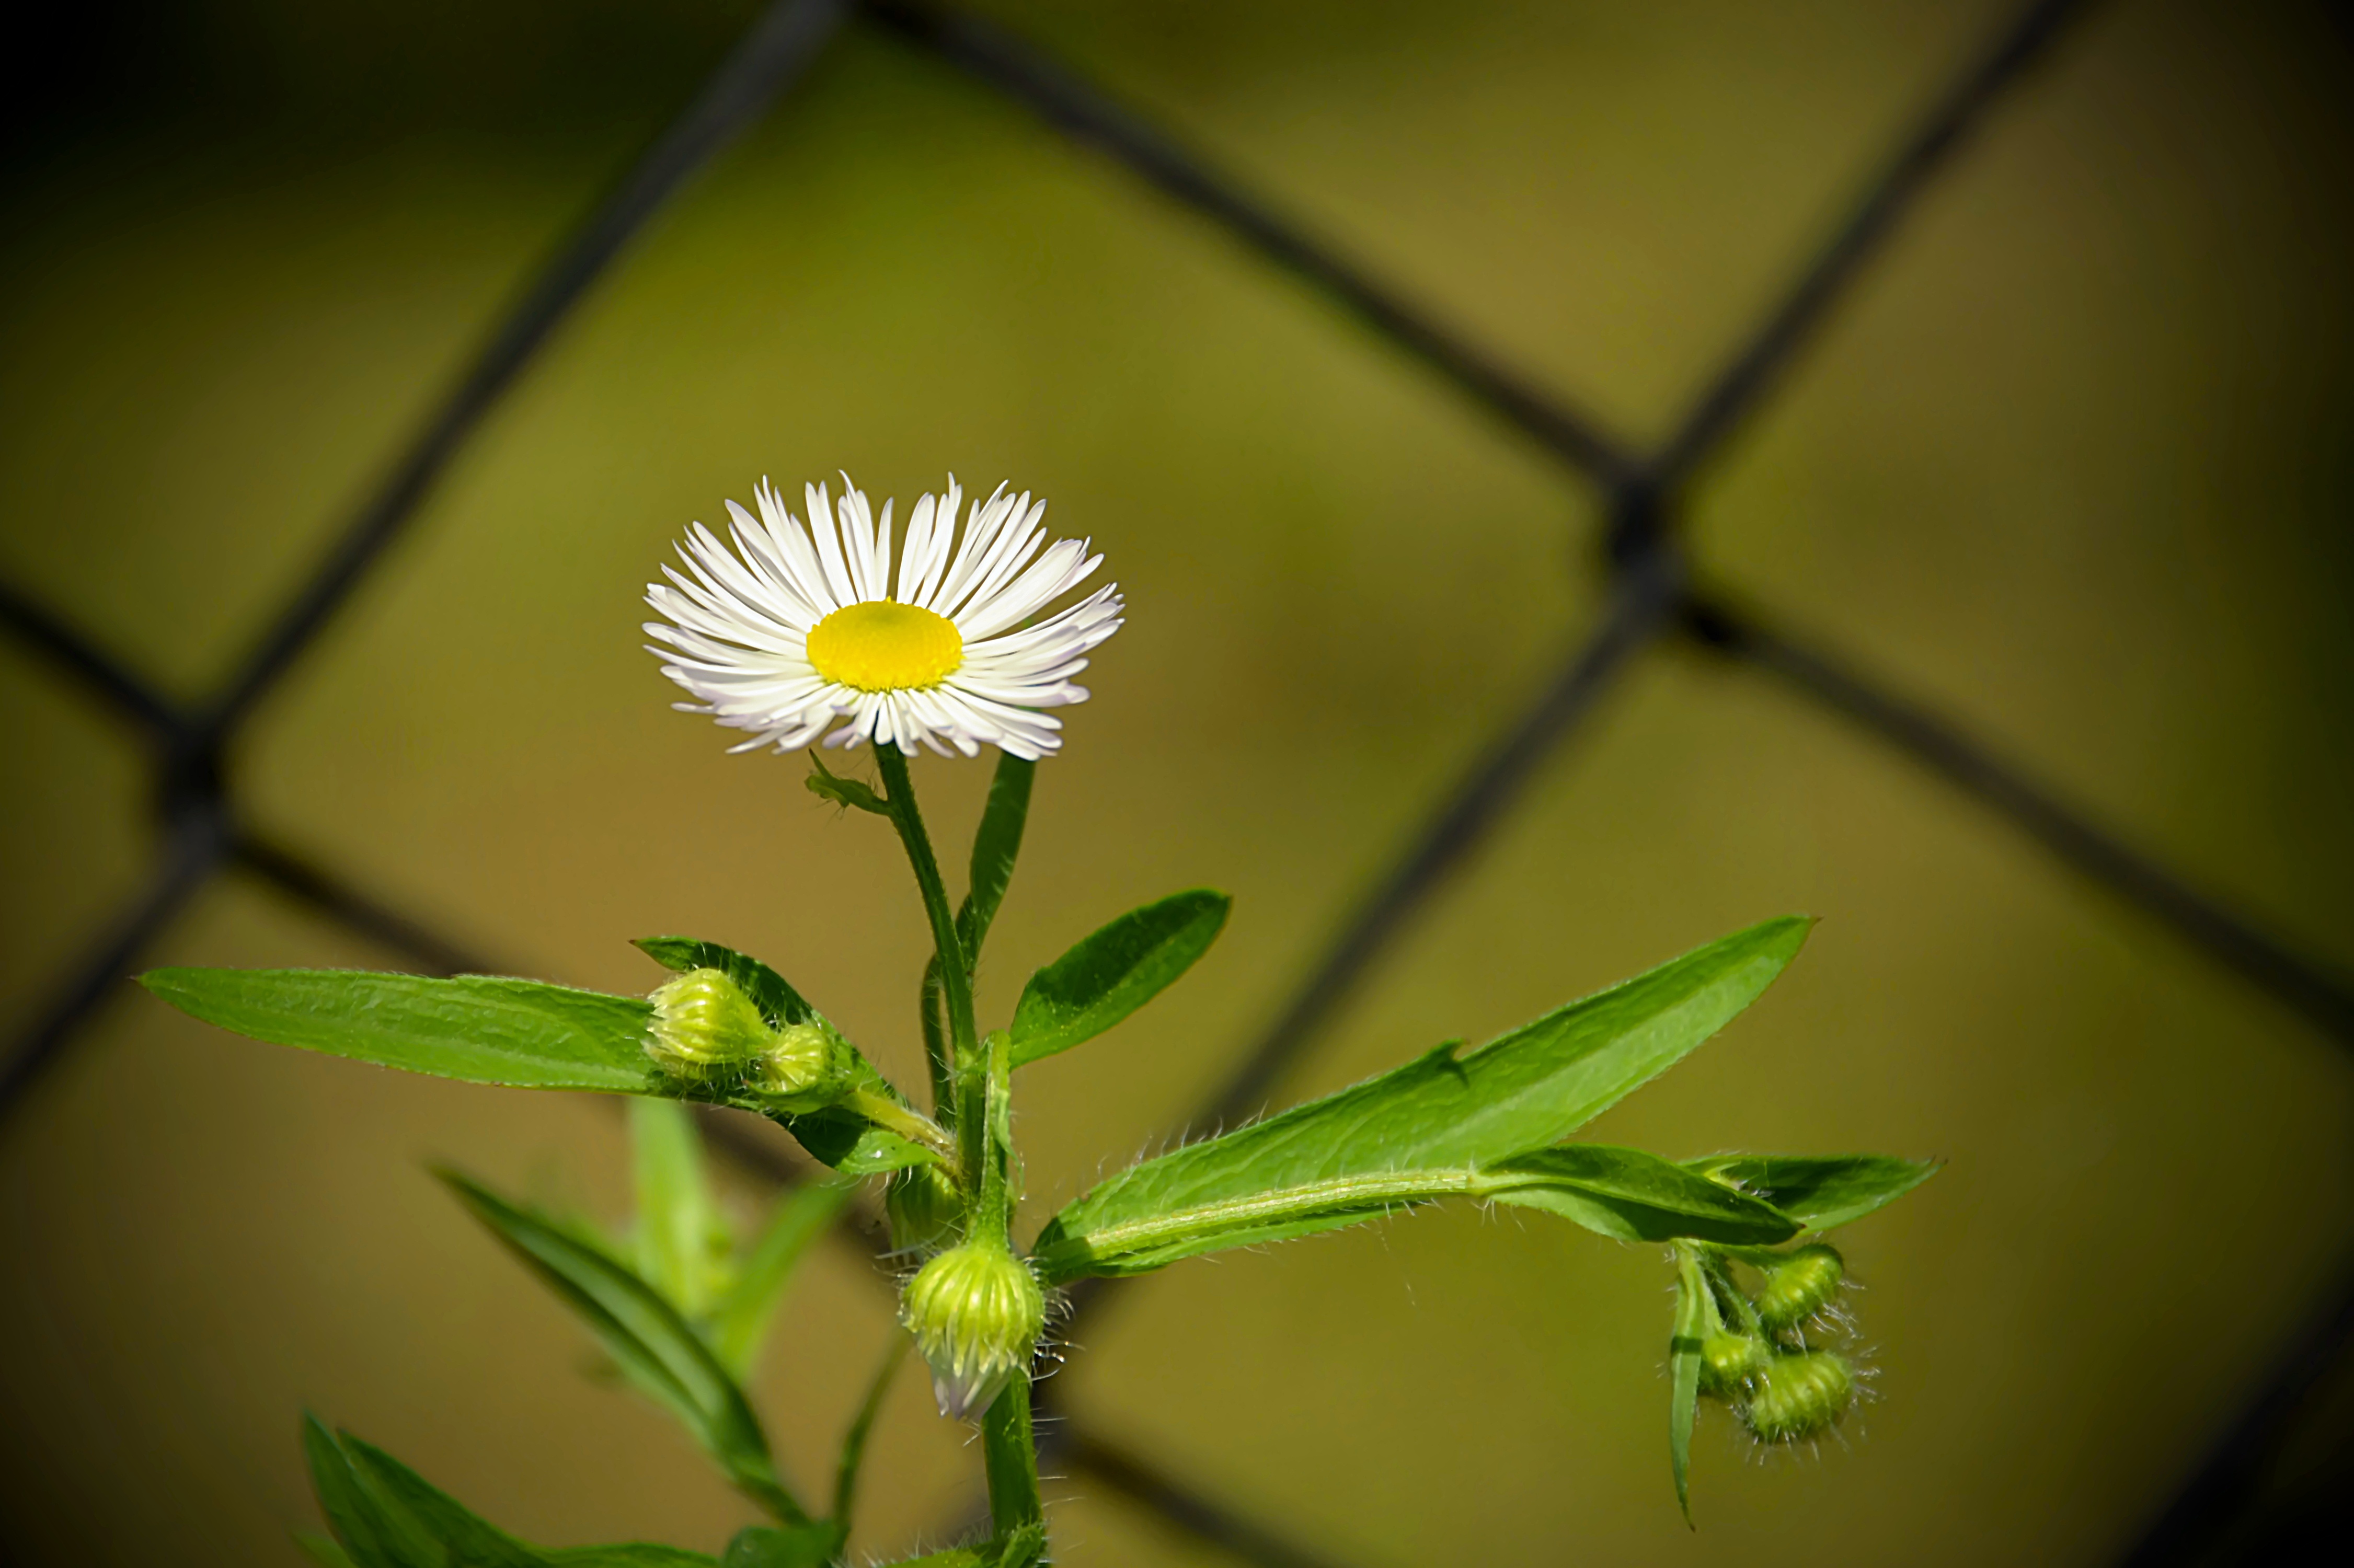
[[5, 0, 2353, 1562]]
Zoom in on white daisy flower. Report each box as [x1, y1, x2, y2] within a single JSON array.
[[645, 476, 1123, 760]]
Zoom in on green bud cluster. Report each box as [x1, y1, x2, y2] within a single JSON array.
[[1753, 1243, 1846, 1333], [1743, 1351, 1856, 1445], [645, 968, 852, 1112], [1695, 1242, 1866, 1447], [1697, 1331, 1771, 1397], [900, 1237, 1046, 1421]]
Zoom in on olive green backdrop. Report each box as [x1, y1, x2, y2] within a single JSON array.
[[4, 1, 2352, 1564]]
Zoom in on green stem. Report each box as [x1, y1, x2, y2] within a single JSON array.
[[874, 747, 981, 1129], [1700, 1249, 1763, 1336], [975, 1032, 1015, 1235], [842, 1086, 958, 1170], [982, 1371, 1044, 1531], [920, 956, 954, 1117], [876, 748, 1044, 1539], [975, 1023, 1044, 1531]]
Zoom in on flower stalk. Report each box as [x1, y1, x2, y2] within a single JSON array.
[[874, 744, 981, 1132], [875, 747, 1046, 1531]]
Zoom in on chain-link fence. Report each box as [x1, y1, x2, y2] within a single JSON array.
[[4, 1, 2347, 1563]]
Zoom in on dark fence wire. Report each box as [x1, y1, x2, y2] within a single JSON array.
[[1, 1, 2347, 1564]]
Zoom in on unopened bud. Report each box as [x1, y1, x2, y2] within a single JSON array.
[[646, 968, 774, 1081], [1753, 1243, 1845, 1333], [1741, 1350, 1855, 1444], [646, 969, 849, 1111], [1697, 1331, 1771, 1398], [752, 1021, 849, 1109], [887, 1163, 963, 1255], [900, 1239, 1045, 1420]]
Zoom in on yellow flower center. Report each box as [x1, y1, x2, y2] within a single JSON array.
[[806, 601, 964, 692]]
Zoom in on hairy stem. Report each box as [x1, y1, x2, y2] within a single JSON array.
[[874, 746, 980, 1132], [876, 748, 1046, 1538], [841, 1086, 957, 1170], [982, 1371, 1044, 1531]]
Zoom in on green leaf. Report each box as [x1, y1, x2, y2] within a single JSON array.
[[770, 1106, 934, 1175], [439, 1172, 807, 1524], [1484, 1146, 1800, 1244], [143, 969, 657, 1092], [1685, 1153, 1940, 1231], [306, 1416, 722, 1568], [339, 1434, 544, 1568], [304, 1418, 567, 1568], [833, 1341, 907, 1531], [1032, 1143, 1795, 1281], [303, 1415, 424, 1568], [961, 752, 1035, 959], [634, 937, 930, 1174], [806, 753, 890, 815], [710, 1179, 854, 1376], [1034, 919, 1810, 1279], [1668, 1244, 1716, 1526], [1009, 890, 1232, 1067], [632, 939, 819, 1028], [721, 1524, 845, 1568], [632, 1099, 724, 1318], [296, 1535, 359, 1568]]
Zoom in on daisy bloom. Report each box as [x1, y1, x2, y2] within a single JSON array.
[[646, 476, 1123, 760]]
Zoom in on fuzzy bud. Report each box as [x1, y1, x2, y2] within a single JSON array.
[[1753, 1243, 1845, 1333], [646, 968, 775, 1081], [751, 1020, 849, 1109], [900, 1239, 1045, 1420], [1697, 1331, 1772, 1398], [1741, 1350, 1856, 1444], [646, 969, 849, 1111]]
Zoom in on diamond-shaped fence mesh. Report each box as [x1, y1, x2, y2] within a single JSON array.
[[3, 2, 2348, 1563]]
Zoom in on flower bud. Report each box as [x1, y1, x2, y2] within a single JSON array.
[[1753, 1243, 1845, 1333], [646, 969, 851, 1111], [900, 1239, 1045, 1420], [1697, 1331, 1771, 1398], [646, 968, 775, 1082], [1741, 1351, 1855, 1444], [751, 1020, 851, 1110], [887, 1163, 964, 1255]]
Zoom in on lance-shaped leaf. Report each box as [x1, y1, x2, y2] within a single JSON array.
[[632, 1099, 723, 1319], [961, 752, 1035, 960], [304, 1416, 720, 1568], [1009, 890, 1231, 1067], [1034, 918, 1810, 1280], [1668, 1244, 1717, 1526], [635, 937, 934, 1176], [439, 1172, 809, 1525], [1032, 1142, 1795, 1281], [709, 1179, 854, 1377], [334, 1429, 546, 1568], [143, 969, 659, 1093], [1484, 1146, 1800, 1244], [1684, 1153, 1940, 1231], [304, 1416, 426, 1568]]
